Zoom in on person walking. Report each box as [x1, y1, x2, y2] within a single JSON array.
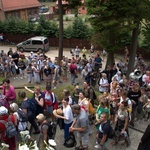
[[70, 104, 89, 150], [69, 60, 77, 85]]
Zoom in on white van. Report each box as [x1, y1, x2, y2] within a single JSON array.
[[17, 36, 49, 52]]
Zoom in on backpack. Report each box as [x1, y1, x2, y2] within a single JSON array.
[[89, 101, 95, 115], [43, 91, 58, 110], [101, 121, 115, 139], [0, 116, 17, 138], [70, 68, 75, 74], [27, 98, 37, 113], [64, 132, 77, 148], [17, 109, 28, 122], [42, 121, 57, 139]]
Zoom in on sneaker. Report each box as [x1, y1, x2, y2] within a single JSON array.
[[14, 77, 16, 79], [95, 144, 100, 149], [20, 77, 23, 79], [53, 87, 56, 89], [16, 77, 18, 79]]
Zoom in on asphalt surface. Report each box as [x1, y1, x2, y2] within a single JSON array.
[[0, 45, 149, 150]]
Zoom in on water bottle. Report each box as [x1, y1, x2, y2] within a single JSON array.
[[124, 131, 127, 138]]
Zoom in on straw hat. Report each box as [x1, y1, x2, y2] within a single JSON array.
[[53, 108, 63, 116]]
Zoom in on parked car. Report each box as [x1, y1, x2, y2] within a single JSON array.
[[16, 36, 50, 52], [39, 6, 49, 13]]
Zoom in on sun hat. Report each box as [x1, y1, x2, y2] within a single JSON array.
[[0, 106, 8, 115], [53, 108, 63, 116]]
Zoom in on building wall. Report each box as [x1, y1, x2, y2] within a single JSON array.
[[0, 7, 39, 21], [0, 0, 5, 21]]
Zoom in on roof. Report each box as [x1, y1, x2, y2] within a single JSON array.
[[2, 0, 41, 11]]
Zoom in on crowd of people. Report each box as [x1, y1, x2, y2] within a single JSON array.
[[0, 46, 150, 150]]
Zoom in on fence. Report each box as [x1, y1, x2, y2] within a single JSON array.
[[4, 34, 150, 60]]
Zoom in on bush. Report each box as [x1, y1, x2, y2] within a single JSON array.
[[53, 84, 74, 102]]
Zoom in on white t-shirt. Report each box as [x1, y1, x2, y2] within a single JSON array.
[[117, 108, 128, 121], [120, 97, 132, 106], [63, 105, 74, 124], [99, 78, 109, 92]]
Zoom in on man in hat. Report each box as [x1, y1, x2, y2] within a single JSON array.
[[69, 104, 89, 150], [0, 106, 16, 150]]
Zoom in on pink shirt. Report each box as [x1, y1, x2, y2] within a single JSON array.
[[2, 85, 16, 102]]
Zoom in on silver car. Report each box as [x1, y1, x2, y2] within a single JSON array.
[[17, 36, 50, 52]]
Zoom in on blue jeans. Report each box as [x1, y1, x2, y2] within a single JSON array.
[[64, 122, 72, 140], [98, 138, 107, 150], [28, 113, 39, 131], [71, 73, 75, 85]]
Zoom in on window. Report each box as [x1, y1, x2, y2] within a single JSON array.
[[44, 39, 48, 44], [26, 40, 31, 45], [32, 40, 42, 45]]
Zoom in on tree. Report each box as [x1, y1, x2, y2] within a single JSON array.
[[86, 0, 150, 76], [142, 22, 150, 52], [86, 0, 132, 68], [56, 0, 82, 64], [121, 0, 150, 78]]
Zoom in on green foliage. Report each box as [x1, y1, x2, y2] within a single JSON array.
[[53, 84, 74, 101], [72, 17, 91, 39], [141, 22, 150, 52], [86, 0, 150, 52], [35, 16, 59, 37], [64, 25, 73, 39], [0, 14, 91, 39]]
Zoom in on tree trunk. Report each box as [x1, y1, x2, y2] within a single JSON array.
[[58, 0, 63, 65], [126, 22, 140, 79], [106, 51, 115, 69]]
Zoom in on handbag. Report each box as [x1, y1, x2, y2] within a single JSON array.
[[64, 132, 77, 148]]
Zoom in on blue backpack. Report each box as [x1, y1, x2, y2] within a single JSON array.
[[27, 98, 37, 113]]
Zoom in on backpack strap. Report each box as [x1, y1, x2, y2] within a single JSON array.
[[41, 122, 49, 127], [50, 92, 56, 104]]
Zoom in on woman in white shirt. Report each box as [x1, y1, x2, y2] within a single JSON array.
[[98, 73, 109, 93], [54, 97, 73, 141]]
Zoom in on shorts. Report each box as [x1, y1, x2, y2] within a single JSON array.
[[77, 132, 89, 148]]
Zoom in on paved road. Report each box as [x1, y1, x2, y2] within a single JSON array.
[[0, 45, 148, 150]]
